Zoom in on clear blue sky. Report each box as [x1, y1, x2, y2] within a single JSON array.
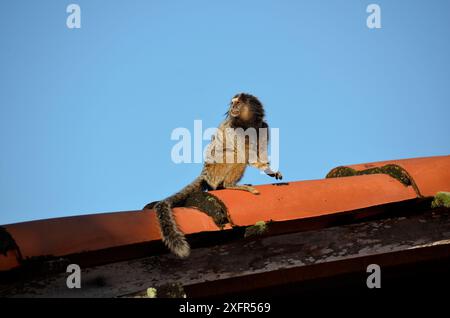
[[1, 1, 449, 225]]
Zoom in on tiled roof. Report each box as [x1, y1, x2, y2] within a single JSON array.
[[327, 155, 450, 197], [1, 155, 449, 274]]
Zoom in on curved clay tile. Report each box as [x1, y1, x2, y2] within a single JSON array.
[[0, 250, 20, 271], [211, 174, 417, 227], [2, 155, 446, 273], [327, 155, 450, 197], [3, 208, 222, 263]]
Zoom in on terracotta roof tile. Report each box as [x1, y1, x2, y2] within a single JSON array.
[[0, 250, 20, 271], [328, 155, 450, 197], [1, 155, 448, 273], [4, 208, 223, 261], [211, 174, 417, 226]]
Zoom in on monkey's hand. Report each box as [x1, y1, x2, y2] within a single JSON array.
[[267, 171, 283, 180]]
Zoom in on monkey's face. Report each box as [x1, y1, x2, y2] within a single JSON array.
[[229, 93, 252, 121]]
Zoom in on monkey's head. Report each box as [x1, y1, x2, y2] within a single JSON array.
[[228, 93, 265, 126]]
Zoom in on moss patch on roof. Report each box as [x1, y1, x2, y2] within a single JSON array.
[[244, 221, 268, 238], [431, 192, 450, 208], [184, 192, 229, 228], [326, 164, 412, 187], [0, 227, 18, 256], [143, 192, 229, 228]]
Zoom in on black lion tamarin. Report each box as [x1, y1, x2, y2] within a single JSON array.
[[144, 93, 282, 258]]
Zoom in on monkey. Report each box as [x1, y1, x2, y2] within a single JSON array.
[[143, 93, 283, 258]]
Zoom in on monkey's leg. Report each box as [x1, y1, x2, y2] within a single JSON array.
[[223, 183, 260, 195]]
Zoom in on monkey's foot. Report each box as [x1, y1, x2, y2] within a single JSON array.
[[224, 184, 260, 195]]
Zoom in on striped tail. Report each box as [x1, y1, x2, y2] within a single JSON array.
[[154, 176, 204, 258]]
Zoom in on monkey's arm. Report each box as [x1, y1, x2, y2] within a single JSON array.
[[250, 121, 282, 180], [249, 161, 283, 180]]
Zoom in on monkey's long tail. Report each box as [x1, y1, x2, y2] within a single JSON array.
[[154, 175, 204, 258]]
